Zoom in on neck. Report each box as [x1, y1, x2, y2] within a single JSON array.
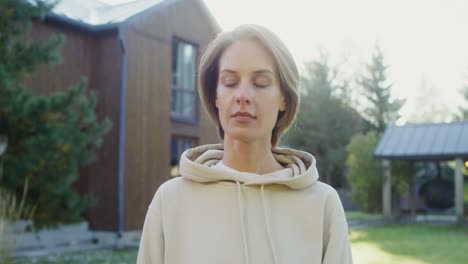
[[222, 135, 283, 174]]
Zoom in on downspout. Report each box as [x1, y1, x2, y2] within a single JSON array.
[[117, 27, 127, 239]]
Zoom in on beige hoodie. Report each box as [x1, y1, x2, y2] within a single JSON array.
[[137, 144, 353, 264]]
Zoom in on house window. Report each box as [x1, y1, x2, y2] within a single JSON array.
[[171, 39, 197, 121], [170, 136, 197, 177]]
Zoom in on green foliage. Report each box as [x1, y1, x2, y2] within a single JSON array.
[[457, 73, 468, 120], [346, 131, 410, 213], [1, 80, 111, 226], [0, 0, 111, 227], [408, 77, 453, 123], [464, 182, 468, 205], [283, 55, 369, 187], [0, 0, 63, 87], [359, 44, 405, 132], [463, 86, 468, 119], [346, 131, 383, 212], [348, 45, 410, 212]]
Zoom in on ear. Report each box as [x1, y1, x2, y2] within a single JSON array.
[[215, 97, 219, 109], [279, 96, 286, 112]]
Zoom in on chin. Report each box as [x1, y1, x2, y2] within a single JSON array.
[[224, 129, 265, 143]]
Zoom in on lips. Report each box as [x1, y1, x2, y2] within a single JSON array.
[[232, 111, 256, 118]]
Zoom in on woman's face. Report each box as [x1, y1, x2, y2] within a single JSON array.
[[216, 40, 286, 144]]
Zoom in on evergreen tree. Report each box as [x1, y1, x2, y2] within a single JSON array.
[[462, 85, 468, 120], [0, 0, 111, 227], [359, 44, 404, 132], [408, 76, 453, 123], [458, 72, 468, 120], [283, 55, 369, 187]]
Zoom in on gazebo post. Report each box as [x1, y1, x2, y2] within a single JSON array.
[[455, 158, 464, 223], [382, 159, 392, 220]]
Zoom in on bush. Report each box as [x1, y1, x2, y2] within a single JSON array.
[[346, 131, 383, 213], [0, 80, 111, 227], [346, 131, 410, 213]]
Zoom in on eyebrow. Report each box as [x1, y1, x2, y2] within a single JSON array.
[[219, 69, 274, 75]]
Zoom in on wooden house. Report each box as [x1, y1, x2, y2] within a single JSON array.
[[25, 0, 220, 234]]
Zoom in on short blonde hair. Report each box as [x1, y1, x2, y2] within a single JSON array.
[[198, 24, 300, 147]]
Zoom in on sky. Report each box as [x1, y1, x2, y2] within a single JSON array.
[[100, 0, 468, 123]]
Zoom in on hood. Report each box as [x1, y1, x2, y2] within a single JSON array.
[[179, 144, 319, 189], [178, 143, 320, 264]]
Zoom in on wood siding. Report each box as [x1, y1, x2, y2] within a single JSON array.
[[84, 31, 122, 231], [123, 0, 219, 230]]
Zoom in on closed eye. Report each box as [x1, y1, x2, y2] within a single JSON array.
[[224, 81, 238, 87], [254, 76, 271, 88], [254, 82, 270, 88]]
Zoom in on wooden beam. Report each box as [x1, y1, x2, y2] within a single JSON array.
[[455, 158, 464, 223], [383, 159, 392, 220]]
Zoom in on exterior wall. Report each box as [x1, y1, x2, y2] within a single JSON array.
[[25, 21, 95, 94], [123, 0, 219, 230], [24, 21, 122, 231], [84, 31, 122, 231]]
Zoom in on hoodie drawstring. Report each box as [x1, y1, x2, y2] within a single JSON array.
[[236, 181, 278, 264], [236, 181, 249, 264], [261, 184, 278, 264]]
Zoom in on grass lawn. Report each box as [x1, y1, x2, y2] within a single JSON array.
[[14, 224, 468, 264], [346, 211, 381, 220], [350, 224, 468, 264], [14, 248, 138, 264]]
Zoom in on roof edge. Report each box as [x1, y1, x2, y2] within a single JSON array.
[[195, 0, 222, 33], [46, 13, 120, 32]]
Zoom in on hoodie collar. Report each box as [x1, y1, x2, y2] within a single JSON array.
[[179, 144, 319, 189]]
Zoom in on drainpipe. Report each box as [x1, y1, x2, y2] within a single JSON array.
[[117, 27, 127, 239]]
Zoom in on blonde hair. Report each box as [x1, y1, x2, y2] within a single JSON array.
[[198, 24, 300, 147]]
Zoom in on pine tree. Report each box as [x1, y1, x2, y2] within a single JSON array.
[[283, 55, 369, 187], [359, 44, 404, 133], [462, 85, 468, 119], [408, 76, 452, 123], [458, 72, 468, 120], [0, 0, 111, 227]]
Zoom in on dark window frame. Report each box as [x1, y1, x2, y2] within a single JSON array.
[[170, 37, 200, 125]]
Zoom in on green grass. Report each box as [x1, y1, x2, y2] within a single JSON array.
[[14, 248, 137, 264], [345, 211, 381, 220], [14, 224, 468, 264], [350, 224, 468, 264]]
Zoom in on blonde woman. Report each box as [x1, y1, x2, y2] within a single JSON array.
[[137, 24, 353, 264]]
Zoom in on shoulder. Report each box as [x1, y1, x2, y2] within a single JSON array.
[[310, 181, 340, 197], [148, 177, 189, 206], [157, 176, 186, 192], [307, 181, 344, 209]]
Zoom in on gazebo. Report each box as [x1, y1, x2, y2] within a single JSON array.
[[374, 121, 468, 223]]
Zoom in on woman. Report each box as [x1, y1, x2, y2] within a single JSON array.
[[137, 24, 353, 264]]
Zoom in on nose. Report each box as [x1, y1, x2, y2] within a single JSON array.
[[235, 82, 252, 105]]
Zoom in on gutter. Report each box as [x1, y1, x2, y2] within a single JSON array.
[[117, 27, 127, 238]]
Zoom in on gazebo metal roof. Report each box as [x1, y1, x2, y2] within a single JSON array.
[[374, 121, 468, 160]]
